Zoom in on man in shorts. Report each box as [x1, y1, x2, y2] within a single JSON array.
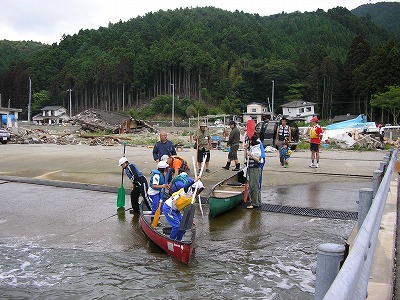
[[309, 117, 323, 168], [222, 120, 241, 171]]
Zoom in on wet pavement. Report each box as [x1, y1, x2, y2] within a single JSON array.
[[0, 144, 388, 299]]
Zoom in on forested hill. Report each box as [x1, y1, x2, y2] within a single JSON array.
[[1, 6, 400, 124], [352, 2, 400, 36], [0, 40, 47, 72]]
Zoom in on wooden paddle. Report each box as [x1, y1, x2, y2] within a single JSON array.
[[243, 120, 255, 203], [178, 158, 206, 232], [117, 142, 126, 208], [151, 168, 171, 228]]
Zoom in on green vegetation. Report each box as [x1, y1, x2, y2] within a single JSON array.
[[0, 4, 399, 125]]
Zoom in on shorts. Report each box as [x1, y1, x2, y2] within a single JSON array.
[[197, 147, 210, 163], [228, 144, 239, 160], [310, 143, 320, 152]]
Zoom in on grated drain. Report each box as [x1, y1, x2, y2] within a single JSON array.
[[256, 203, 358, 220]]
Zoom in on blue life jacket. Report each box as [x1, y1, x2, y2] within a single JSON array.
[[170, 173, 194, 193], [149, 169, 165, 190]]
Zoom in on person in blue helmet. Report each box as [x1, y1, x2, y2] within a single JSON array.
[[162, 177, 204, 241]]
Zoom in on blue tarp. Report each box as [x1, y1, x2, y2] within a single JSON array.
[[1, 114, 15, 125]]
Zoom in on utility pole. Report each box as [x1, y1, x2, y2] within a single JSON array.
[[271, 80, 275, 120], [171, 83, 175, 127], [28, 77, 32, 122], [67, 88, 73, 117]]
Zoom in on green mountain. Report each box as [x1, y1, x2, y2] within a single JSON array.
[[0, 40, 47, 72], [1, 7, 399, 123], [352, 1, 400, 36]]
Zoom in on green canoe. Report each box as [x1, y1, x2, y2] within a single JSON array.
[[208, 169, 246, 217]]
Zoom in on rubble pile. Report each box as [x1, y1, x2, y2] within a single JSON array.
[[70, 110, 121, 132], [10, 127, 120, 146]]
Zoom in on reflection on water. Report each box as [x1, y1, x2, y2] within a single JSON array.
[[0, 209, 354, 299], [0, 207, 354, 300]]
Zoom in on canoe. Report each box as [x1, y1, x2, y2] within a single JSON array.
[[139, 201, 196, 264], [208, 169, 246, 217]]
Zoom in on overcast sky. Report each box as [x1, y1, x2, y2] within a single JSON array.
[[0, 0, 396, 44]]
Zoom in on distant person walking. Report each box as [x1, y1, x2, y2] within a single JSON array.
[[275, 117, 291, 166], [378, 124, 385, 148], [223, 120, 241, 171], [152, 131, 177, 163], [309, 117, 323, 168], [194, 122, 212, 173]]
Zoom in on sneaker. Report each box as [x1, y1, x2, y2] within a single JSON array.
[[206, 169, 210, 173], [309, 163, 315, 168], [246, 205, 254, 209], [315, 163, 319, 168], [284, 162, 288, 168]]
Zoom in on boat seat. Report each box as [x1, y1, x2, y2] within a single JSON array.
[[213, 190, 243, 196], [226, 182, 243, 186]]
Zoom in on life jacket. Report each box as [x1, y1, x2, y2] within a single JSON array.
[[173, 188, 193, 211], [149, 169, 165, 190], [170, 173, 194, 193], [169, 156, 189, 174], [278, 124, 290, 141]]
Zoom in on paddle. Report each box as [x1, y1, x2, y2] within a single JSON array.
[[244, 120, 255, 203], [117, 142, 127, 208], [151, 168, 171, 228], [179, 158, 206, 232], [192, 156, 204, 218]]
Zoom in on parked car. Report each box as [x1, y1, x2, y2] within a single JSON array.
[[255, 118, 301, 150], [0, 128, 11, 144]]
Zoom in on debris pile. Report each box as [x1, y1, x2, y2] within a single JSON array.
[[70, 109, 125, 132], [10, 127, 120, 146]]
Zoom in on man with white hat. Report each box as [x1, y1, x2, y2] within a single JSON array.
[[162, 175, 204, 241], [147, 161, 170, 216], [193, 122, 211, 173], [118, 157, 149, 213]]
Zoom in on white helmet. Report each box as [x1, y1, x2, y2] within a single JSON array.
[[118, 157, 128, 166], [157, 161, 169, 169], [160, 155, 169, 162]]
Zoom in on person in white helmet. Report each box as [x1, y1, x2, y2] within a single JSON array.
[[118, 157, 149, 213], [147, 161, 170, 216]]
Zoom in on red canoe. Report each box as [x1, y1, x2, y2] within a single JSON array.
[[139, 202, 196, 264]]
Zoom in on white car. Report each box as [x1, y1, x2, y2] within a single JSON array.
[[0, 129, 11, 144]]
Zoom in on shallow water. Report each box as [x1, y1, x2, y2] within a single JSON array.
[[0, 205, 354, 300]]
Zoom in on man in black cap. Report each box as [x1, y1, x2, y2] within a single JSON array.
[[223, 120, 241, 171]]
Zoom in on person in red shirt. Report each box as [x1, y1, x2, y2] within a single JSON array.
[[309, 117, 323, 168]]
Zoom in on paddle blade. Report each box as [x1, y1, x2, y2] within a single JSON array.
[[243, 183, 248, 203], [117, 185, 125, 208], [246, 119, 256, 139], [152, 201, 163, 228], [179, 205, 196, 231]]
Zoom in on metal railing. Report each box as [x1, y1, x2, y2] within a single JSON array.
[[316, 149, 397, 300]]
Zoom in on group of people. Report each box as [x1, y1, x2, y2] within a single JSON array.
[[275, 116, 323, 169], [116, 116, 325, 237], [118, 130, 206, 241]]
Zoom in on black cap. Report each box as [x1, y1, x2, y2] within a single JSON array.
[[281, 117, 287, 121], [229, 120, 236, 125]]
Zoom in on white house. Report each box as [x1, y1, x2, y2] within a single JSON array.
[[280, 100, 317, 122], [243, 102, 273, 124], [33, 106, 70, 125]]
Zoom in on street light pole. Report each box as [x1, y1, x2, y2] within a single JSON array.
[[67, 88, 73, 117], [271, 80, 275, 120], [28, 77, 31, 122], [171, 83, 175, 127]]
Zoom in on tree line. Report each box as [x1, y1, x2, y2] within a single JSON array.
[[0, 5, 399, 124]]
